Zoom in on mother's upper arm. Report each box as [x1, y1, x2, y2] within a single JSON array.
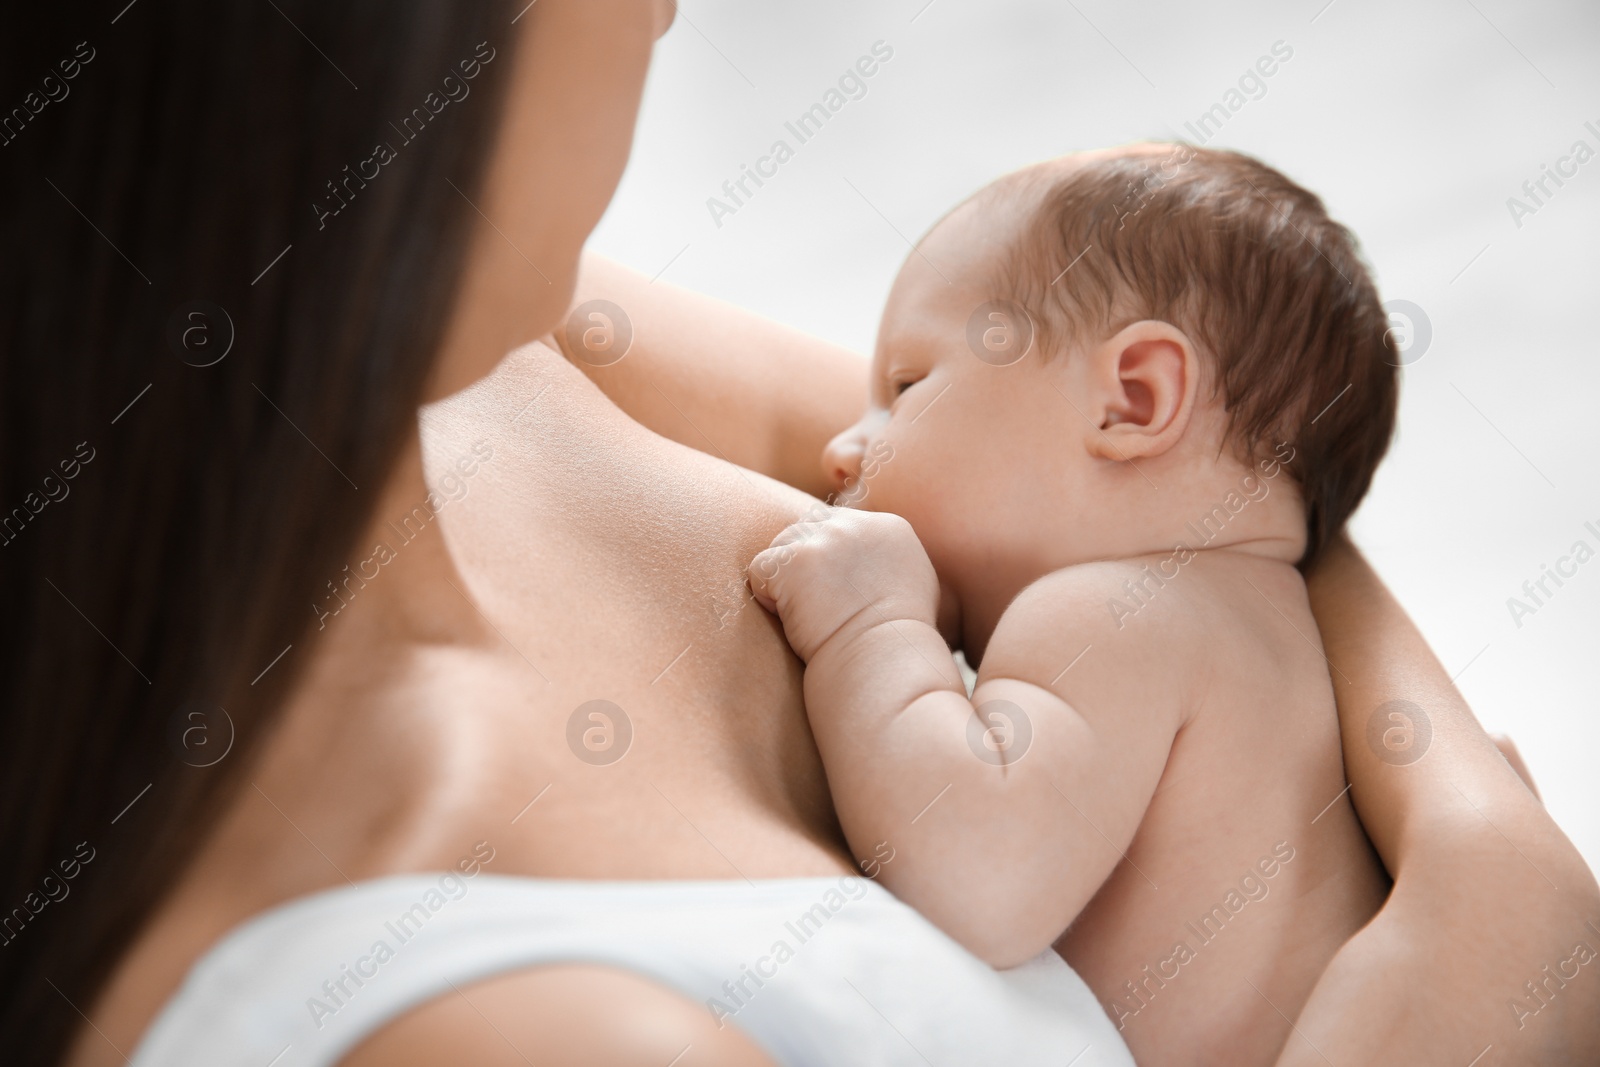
[[1287, 535, 1600, 1066], [553, 252, 868, 498]]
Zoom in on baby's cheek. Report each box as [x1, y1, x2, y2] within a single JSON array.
[[850, 435, 917, 511], [865, 405, 979, 520], [863, 462, 954, 550]]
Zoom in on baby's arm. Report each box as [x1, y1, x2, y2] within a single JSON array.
[[749, 509, 1184, 967]]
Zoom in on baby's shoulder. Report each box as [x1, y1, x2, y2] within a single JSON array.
[[1000, 555, 1213, 643], [984, 558, 1209, 691], [987, 554, 1317, 696]]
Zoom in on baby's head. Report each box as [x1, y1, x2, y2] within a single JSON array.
[[826, 143, 1397, 617]]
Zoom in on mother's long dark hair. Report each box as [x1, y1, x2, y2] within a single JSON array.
[[0, 3, 516, 1061]]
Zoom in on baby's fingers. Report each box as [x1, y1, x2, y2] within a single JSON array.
[[747, 508, 833, 613], [746, 546, 787, 614]]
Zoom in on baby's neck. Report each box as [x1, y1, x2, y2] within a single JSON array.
[[955, 455, 1309, 663]]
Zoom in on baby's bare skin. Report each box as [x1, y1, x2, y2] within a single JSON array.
[[749, 158, 1388, 1065], [1052, 551, 1388, 1062]]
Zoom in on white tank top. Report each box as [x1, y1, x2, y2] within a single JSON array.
[[129, 873, 1133, 1066]]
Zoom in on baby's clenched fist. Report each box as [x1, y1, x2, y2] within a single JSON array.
[[747, 507, 940, 663]]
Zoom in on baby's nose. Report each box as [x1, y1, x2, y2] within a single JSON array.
[[822, 428, 865, 494]]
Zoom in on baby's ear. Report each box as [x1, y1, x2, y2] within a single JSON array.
[[1085, 320, 1198, 460]]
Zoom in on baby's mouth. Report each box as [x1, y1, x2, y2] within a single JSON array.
[[828, 479, 872, 509], [830, 488, 867, 508]]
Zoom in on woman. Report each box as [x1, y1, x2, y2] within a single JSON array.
[[1, 1, 1594, 1064]]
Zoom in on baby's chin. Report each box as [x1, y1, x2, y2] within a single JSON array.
[[826, 483, 873, 509]]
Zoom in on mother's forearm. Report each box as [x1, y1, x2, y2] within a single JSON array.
[[555, 252, 867, 497], [1307, 535, 1585, 873], [1290, 535, 1600, 1066]]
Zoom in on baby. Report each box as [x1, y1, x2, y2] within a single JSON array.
[[748, 143, 1396, 1066]]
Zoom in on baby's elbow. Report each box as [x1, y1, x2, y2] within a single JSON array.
[[971, 930, 1053, 971], [947, 911, 1059, 970], [889, 872, 1062, 970]]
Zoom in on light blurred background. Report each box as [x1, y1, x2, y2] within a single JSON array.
[[589, 0, 1600, 875]]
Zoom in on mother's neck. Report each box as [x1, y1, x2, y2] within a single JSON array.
[[310, 426, 486, 653]]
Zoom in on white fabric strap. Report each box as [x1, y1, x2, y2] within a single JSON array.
[[131, 873, 1134, 1067]]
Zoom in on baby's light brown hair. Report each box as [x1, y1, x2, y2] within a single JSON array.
[[996, 143, 1399, 567]]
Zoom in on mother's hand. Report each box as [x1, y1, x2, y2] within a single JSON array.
[[1290, 536, 1600, 1066]]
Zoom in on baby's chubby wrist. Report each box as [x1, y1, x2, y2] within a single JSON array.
[[748, 507, 940, 662]]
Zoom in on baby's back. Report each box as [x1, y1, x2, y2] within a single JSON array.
[[1057, 552, 1388, 1066]]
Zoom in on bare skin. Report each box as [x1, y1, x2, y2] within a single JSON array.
[[745, 171, 1387, 1064], [753, 513, 1389, 1066], [1291, 539, 1600, 1066], [66, 2, 1599, 1065], [63, 3, 846, 1065]]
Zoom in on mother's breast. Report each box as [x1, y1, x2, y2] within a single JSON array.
[[421, 340, 818, 683], [418, 342, 847, 873]]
